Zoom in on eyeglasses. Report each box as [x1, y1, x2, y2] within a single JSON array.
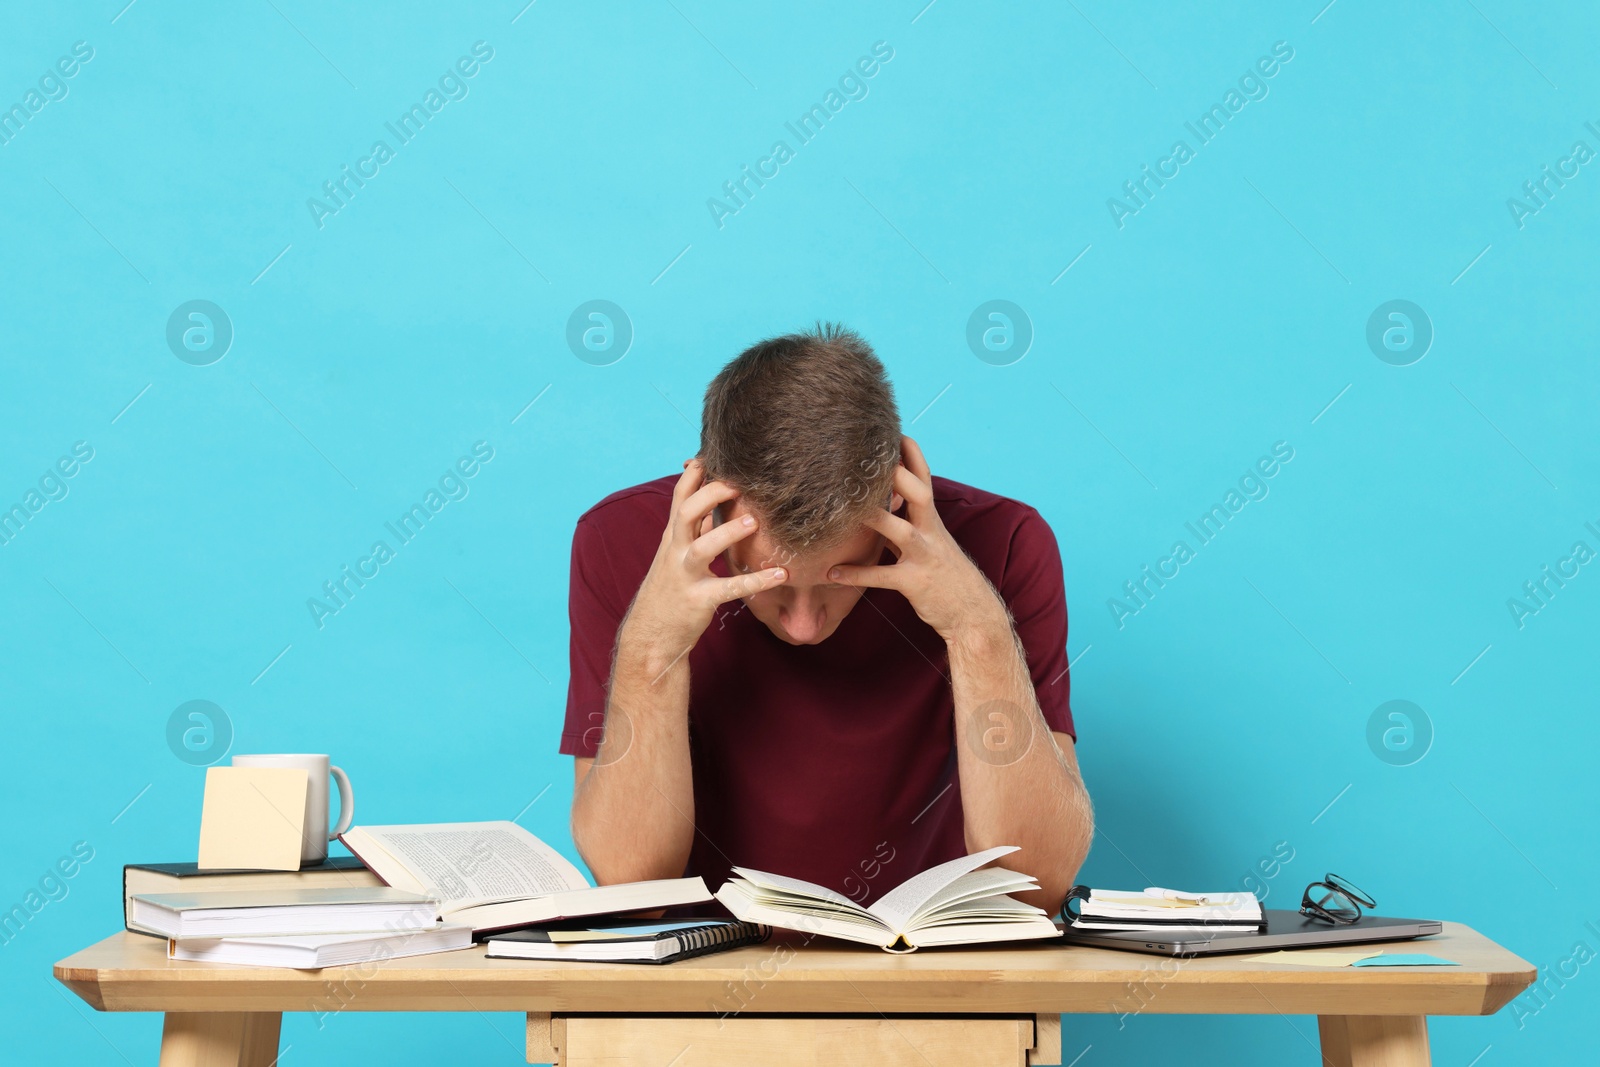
[[1300, 873, 1377, 925]]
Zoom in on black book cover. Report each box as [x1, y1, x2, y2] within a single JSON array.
[[126, 855, 367, 877]]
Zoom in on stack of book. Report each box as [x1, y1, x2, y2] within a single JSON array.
[[132, 887, 472, 967], [1064, 886, 1266, 933], [126, 820, 721, 968], [124, 855, 383, 933]]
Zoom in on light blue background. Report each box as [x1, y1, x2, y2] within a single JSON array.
[[3, 1, 1596, 1063]]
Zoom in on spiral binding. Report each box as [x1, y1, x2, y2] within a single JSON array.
[[657, 921, 771, 964]]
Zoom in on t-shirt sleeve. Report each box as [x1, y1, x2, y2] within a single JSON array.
[[998, 508, 1076, 741], [559, 514, 630, 758]]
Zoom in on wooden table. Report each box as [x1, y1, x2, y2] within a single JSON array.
[[55, 924, 1533, 1066]]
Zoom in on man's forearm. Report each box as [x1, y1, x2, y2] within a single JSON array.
[[947, 605, 1093, 913], [570, 627, 698, 885]]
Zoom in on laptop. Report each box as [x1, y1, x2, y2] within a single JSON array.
[[1060, 909, 1443, 958]]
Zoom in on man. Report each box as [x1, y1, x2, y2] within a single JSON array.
[[562, 325, 1091, 913]]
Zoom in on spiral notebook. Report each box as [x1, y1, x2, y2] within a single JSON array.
[[483, 918, 770, 963]]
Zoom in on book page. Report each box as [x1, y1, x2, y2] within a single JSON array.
[[345, 821, 589, 906], [727, 866, 868, 913], [915, 867, 1039, 919], [914, 895, 1046, 926], [866, 845, 1019, 934], [715, 882, 894, 948]]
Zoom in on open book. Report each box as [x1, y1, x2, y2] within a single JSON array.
[[340, 821, 710, 935], [714, 845, 1057, 952]]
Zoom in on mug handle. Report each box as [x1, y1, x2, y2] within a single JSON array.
[[328, 765, 355, 840]]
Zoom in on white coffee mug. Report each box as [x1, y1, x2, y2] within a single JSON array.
[[231, 754, 354, 866]]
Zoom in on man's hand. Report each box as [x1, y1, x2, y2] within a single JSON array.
[[622, 459, 788, 665], [827, 437, 1008, 644]]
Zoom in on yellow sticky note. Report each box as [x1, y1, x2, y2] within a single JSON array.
[[197, 767, 309, 871]]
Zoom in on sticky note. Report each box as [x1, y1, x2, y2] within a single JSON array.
[[1352, 953, 1460, 967], [548, 922, 710, 942], [197, 766, 309, 870], [1238, 950, 1380, 967]]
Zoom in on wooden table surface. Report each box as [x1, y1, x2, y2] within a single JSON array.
[[57, 922, 1534, 1018]]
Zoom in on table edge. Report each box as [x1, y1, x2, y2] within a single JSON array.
[[51, 922, 1538, 1020]]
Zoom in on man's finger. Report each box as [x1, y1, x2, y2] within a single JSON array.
[[711, 566, 787, 605], [828, 562, 904, 590], [892, 463, 934, 523], [674, 479, 741, 543], [863, 505, 916, 547], [687, 511, 760, 565], [901, 435, 933, 484], [670, 459, 706, 512]]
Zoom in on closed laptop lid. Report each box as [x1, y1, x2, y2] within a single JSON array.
[[1061, 909, 1443, 957]]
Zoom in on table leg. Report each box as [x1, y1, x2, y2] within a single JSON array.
[[1317, 1015, 1430, 1067], [527, 1012, 559, 1065], [158, 1012, 282, 1067], [1030, 1013, 1061, 1066]]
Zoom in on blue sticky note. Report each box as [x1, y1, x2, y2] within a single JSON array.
[[1352, 953, 1459, 967]]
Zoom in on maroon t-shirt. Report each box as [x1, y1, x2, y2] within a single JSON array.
[[559, 475, 1075, 906]]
